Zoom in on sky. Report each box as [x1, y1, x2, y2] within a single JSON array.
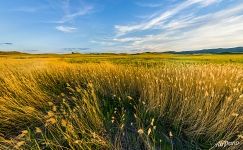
[[0, 0, 243, 53]]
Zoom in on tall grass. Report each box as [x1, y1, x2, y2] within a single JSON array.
[[0, 59, 242, 149]]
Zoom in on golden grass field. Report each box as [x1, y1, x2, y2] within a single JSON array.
[[0, 53, 242, 150]]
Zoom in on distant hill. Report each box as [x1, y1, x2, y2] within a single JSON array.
[[0, 51, 27, 55], [163, 47, 243, 54], [1, 47, 243, 55]]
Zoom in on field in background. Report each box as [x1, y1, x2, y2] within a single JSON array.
[[1, 53, 243, 64], [0, 53, 242, 150]]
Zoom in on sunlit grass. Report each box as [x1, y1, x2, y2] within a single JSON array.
[[0, 55, 242, 149]]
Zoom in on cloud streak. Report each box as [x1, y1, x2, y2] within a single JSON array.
[[57, 0, 93, 23], [46, 0, 94, 33], [110, 0, 243, 52], [115, 0, 221, 36], [56, 25, 77, 33]]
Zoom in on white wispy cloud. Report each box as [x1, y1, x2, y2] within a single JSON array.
[[113, 37, 143, 42], [56, 25, 77, 33], [57, 0, 93, 23], [111, 1, 243, 52], [58, 6, 93, 23], [90, 40, 115, 46], [46, 0, 94, 33], [115, 0, 221, 36], [191, 0, 220, 7]]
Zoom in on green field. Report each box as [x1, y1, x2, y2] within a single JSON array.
[[1, 53, 243, 64]]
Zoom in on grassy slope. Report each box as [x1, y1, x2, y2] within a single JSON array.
[[0, 54, 242, 150]]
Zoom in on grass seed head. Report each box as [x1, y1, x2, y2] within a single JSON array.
[[169, 131, 173, 138], [35, 127, 42, 133], [138, 129, 144, 135], [14, 141, 25, 149], [147, 128, 152, 136]]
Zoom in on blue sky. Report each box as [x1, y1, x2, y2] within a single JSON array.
[[0, 0, 243, 53]]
